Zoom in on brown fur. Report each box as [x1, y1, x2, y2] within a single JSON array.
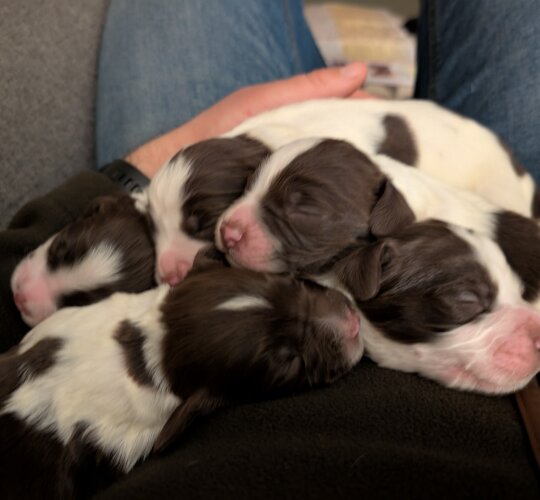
[[377, 114, 418, 166], [180, 135, 271, 240], [332, 221, 496, 343], [495, 211, 540, 302], [260, 139, 414, 273]]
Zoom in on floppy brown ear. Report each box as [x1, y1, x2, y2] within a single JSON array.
[[152, 389, 222, 454], [369, 180, 415, 237], [191, 245, 229, 274], [83, 195, 126, 218], [333, 242, 393, 302]]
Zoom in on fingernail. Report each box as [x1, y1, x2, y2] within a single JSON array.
[[340, 62, 363, 79]]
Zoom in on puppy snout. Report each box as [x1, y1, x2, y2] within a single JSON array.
[[158, 251, 192, 286], [13, 291, 28, 314], [493, 327, 540, 379], [345, 309, 360, 339], [220, 220, 244, 249]]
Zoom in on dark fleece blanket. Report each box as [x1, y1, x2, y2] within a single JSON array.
[[1, 171, 539, 499]]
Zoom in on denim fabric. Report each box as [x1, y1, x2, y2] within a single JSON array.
[[96, 0, 324, 166], [416, 0, 540, 182]]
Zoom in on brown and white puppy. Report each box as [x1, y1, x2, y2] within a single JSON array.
[[138, 135, 271, 285], [322, 220, 540, 394], [0, 250, 362, 500], [228, 98, 539, 217], [215, 138, 538, 278], [10, 195, 156, 326]]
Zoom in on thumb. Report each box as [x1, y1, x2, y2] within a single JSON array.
[[252, 62, 368, 109]]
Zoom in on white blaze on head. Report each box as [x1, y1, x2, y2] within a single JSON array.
[[215, 295, 272, 312]]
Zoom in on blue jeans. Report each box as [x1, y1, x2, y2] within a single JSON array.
[[96, 0, 324, 166], [415, 0, 540, 182], [97, 0, 540, 183]]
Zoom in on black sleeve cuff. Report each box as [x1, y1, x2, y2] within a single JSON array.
[[99, 159, 150, 194]]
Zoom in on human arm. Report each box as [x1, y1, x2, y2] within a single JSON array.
[[125, 62, 370, 178]]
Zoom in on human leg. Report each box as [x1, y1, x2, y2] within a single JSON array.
[[416, 0, 540, 182]]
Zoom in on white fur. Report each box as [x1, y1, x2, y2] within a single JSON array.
[[216, 295, 271, 311], [147, 156, 208, 281], [50, 242, 123, 294], [227, 98, 536, 216], [2, 286, 180, 472]]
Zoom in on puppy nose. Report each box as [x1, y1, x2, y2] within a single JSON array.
[[13, 292, 28, 314], [346, 310, 360, 339], [158, 252, 192, 286], [220, 220, 244, 249]]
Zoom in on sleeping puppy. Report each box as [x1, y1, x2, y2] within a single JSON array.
[[227, 98, 539, 217], [10, 194, 156, 327], [0, 249, 362, 500], [321, 220, 540, 394], [215, 138, 540, 281], [10, 136, 270, 326], [138, 135, 271, 285]]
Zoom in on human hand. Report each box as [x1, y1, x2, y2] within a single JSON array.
[[126, 62, 370, 177]]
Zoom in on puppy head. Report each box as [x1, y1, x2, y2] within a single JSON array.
[[144, 136, 270, 285], [216, 138, 414, 273], [332, 220, 497, 343], [332, 220, 540, 394], [11, 195, 155, 326], [159, 264, 362, 414]]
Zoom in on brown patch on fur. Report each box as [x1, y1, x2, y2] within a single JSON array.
[[334, 221, 496, 343], [180, 135, 271, 241], [377, 114, 418, 166], [0, 337, 63, 405], [260, 139, 412, 273], [495, 211, 540, 302], [114, 320, 154, 387]]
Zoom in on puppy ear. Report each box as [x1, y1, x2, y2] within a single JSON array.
[[153, 390, 222, 454], [83, 195, 125, 218], [333, 242, 393, 301], [369, 180, 415, 237], [191, 245, 229, 273]]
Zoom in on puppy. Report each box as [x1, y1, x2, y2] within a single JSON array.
[[138, 135, 271, 285], [227, 98, 539, 217], [10, 194, 156, 326], [323, 220, 540, 394], [216, 138, 540, 285], [0, 249, 362, 500]]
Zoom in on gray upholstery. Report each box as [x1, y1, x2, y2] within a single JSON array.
[[0, 0, 109, 228]]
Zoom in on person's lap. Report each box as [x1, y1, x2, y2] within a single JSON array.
[[98, 0, 540, 182]]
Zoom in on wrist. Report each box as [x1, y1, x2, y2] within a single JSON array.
[[125, 121, 203, 178]]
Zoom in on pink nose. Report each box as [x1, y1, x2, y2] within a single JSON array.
[[346, 310, 360, 339], [158, 252, 192, 286], [220, 220, 245, 249], [494, 332, 540, 378]]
